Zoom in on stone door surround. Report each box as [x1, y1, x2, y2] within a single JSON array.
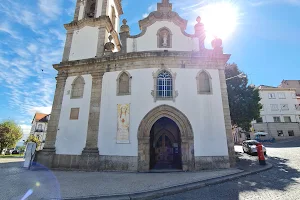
[[137, 105, 195, 171]]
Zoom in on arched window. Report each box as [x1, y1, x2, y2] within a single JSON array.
[[85, 0, 96, 18], [157, 71, 172, 98], [117, 71, 131, 95], [71, 76, 85, 99], [157, 27, 172, 48], [152, 68, 178, 101], [196, 70, 212, 94]]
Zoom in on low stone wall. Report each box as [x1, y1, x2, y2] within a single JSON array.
[[253, 123, 300, 140], [36, 152, 230, 171], [195, 156, 230, 170]]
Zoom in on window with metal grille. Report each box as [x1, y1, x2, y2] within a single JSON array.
[[157, 71, 173, 98], [288, 130, 294, 136]]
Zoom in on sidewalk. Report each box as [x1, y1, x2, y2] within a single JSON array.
[[1, 155, 272, 200]]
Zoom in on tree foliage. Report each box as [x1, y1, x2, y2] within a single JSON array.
[[0, 121, 23, 153], [25, 134, 41, 149], [225, 63, 262, 131]]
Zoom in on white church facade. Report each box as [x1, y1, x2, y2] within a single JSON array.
[[37, 0, 235, 171]]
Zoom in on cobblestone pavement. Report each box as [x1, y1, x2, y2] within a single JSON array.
[[157, 138, 300, 200]]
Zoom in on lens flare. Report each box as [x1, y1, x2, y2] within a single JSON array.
[[200, 1, 239, 40]]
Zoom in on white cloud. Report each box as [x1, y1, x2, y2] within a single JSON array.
[[27, 44, 38, 54], [27, 106, 52, 116], [142, 4, 156, 18], [0, 22, 21, 40], [38, 0, 62, 20]]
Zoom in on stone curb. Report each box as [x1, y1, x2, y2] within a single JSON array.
[[58, 163, 272, 200]]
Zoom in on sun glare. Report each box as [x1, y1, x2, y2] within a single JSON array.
[[200, 1, 239, 40]]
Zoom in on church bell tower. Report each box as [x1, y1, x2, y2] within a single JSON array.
[[62, 0, 123, 61]]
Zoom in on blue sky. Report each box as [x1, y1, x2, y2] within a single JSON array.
[[0, 0, 300, 140]]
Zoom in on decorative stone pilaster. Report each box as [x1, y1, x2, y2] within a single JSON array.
[[73, 0, 81, 21], [62, 30, 74, 62], [101, 0, 108, 16], [37, 72, 67, 168], [219, 69, 236, 167], [96, 27, 107, 57], [80, 72, 104, 171]]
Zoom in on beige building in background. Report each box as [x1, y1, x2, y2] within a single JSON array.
[[252, 85, 300, 140], [30, 113, 50, 150]]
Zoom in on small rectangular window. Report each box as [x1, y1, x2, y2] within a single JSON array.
[[271, 104, 279, 111], [277, 130, 284, 137], [288, 130, 294, 136], [278, 92, 286, 99], [295, 104, 300, 111], [291, 93, 296, 99], [284, 116, 292, 122], [268, 93, 276, 99], [256, 117, 263, 123], [70, 108, 80, 120], [273, 116, 281, 122], [281, 104, 289, 110]]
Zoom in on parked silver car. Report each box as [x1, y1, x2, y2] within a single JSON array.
[[242, 140, 266, 155]]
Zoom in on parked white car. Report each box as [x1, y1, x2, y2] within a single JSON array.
[[242, 140, 266, 155]]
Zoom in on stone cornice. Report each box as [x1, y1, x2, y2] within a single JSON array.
[[53, 50, 231, 72], [139, 11, 187, 31], [64, 16, 111, 31], [64, 16, 121, 51], [114, 0, 123, 15]]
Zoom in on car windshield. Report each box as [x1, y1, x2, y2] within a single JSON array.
[[246, 141, 259, 145]]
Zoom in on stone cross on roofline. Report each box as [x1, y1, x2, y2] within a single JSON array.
[[158, 0, 172, 12]]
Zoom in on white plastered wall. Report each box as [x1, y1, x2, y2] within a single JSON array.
[[98, 68, 228, 157], [56, 75, 92, 155], [127, 21, 199, 52], [259, 90, 300, 123], [96, 0, 103, 17], [69, 27, 99, 61]]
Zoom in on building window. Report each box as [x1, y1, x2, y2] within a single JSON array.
[[256, 117, 263, 123], [196, 70, 212, 94], [277, 130, 284, 137], [271, 104, 279, 111], [295, 104, 300, 111], [278, 92, 286, 99], [288, 130, 295, 136], [268, 93, 276, 99], [71, 76, 85, 99], [284, 116, 292, 122], [116, 71, 131, 95], [36, 124, 43, 132], [292, 93, 296, 99], [152, 68, 177, 101], [157, 71, 172, 98], [273, 116, 281, 122], [85, 0, 96, 18], [281, 104, 289, 111], [157, 27, 172, 48], [70, 108, 80, 120]]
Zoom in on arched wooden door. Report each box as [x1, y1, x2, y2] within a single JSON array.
[[150, 117, 182, 170]]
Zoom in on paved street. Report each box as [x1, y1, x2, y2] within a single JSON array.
[[157, 138, 300, 200]]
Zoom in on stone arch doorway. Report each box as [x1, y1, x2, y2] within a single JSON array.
[[150, 117, 182, 170], [137, 105, 195, 172]]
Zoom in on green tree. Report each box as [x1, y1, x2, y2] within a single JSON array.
[[25, 134, 41, 149], [225, 63, 262, 131], [0, 121, 23, 153]]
